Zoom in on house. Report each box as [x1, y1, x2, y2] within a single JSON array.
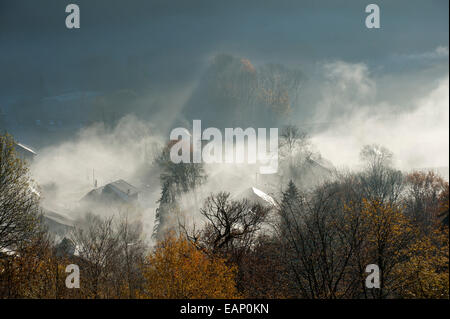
[[81, 179, 140, 205], [0, 209, 74, 258], [55, 237, 76, 257], [41, 208, 75, 239]]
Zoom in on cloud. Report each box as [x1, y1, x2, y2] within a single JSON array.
[[388, 46, 449, 68], [435, 46, 449, 57]]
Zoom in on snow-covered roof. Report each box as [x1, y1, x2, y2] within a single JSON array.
[[238, 186, 277, 207], [107, 179, 139, 197], [251, 187, 277, 207], [82, 179, 140, 203], [43, 209, 75, 227], [15, 142, 37, 155]]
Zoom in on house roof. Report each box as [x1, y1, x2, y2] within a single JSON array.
[[251, 187, 277, 207], [107, 179, 139, 196], [238, 186, 277, 207], [43, 209, 75, 227], [82, 179, 140, 203], [15, 142, 37, 155]]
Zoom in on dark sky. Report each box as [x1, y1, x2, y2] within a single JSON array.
[[0, 0, 448, 171], [0, 0, 448, 95]]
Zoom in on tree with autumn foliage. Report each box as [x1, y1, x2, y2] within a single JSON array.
[[276, 173, 449, 299], [140, 233, 240, 299], [438, 182, 449, 226], [0, 230, 79, 299], [181, 192, 271, 296], [0, 133, 42, 252], [394, 226, 449, 298], [344, 199, 417, 298], [343, 198, 449, 299]]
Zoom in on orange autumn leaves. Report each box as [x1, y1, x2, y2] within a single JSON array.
[[139, 234, 240, 299], [344, 199, 449, 299]]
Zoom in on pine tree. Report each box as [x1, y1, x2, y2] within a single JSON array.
[[278, 180, 302, 238], [152, 145, 207, 240]]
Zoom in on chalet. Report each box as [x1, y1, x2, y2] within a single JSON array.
[[81, 179, 140, 205]]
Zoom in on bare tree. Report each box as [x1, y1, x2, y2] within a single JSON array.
[[115, 213, 147, 298], [403, 171, 447, 228], [70, 214, 120, 298], [70, 211, 148, 299], [276, 180, 364, 298], [358, 145, 403, 204], [279, 125, 311, 160], [181, 192, 271, 295], [360, 144, 393, 170], [278, 125, 324, 189], [194, 193, 269, 258]]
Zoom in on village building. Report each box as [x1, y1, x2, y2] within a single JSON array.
[[81, 179, 140, 205]]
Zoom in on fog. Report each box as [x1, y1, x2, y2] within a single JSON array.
[[0, 1, 447, 241], [29, 115, 164, 236], [310, 59, 449, 176], [26, 49, 449, 240]]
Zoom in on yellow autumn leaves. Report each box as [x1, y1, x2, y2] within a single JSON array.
[[139, 234, 240, 299], [345, 199, 449, 299]]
